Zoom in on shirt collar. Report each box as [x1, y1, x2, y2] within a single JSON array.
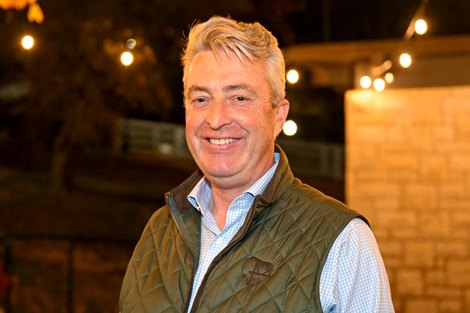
[[187, 152, 280, 213]]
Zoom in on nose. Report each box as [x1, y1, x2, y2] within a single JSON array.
[[206, 99, 231, 129]]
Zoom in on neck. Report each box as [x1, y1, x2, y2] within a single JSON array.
[[210, 186, 238, 230], [207, 157, 277, 230]]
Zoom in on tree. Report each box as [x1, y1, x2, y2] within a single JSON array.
[[0, 0, 44, 23], [1, 1, 169, 191], [0, 0, 301, 192]]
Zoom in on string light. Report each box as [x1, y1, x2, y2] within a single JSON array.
[[414, 19, 428, 35], [359, 75, 372, 89], [286, 69, 300, 84], [120, 51, 134, 66], [399, 53, 413, 68], [356, 0, 429, 90], [21, 35, 34, 50], [373, 78, 385, 92], [283, 120, 298, 136], [404, 0, 430, 40], [126, 38, 136, 49]]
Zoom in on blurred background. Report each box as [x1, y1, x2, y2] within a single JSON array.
[[0, 0, 469, 312]]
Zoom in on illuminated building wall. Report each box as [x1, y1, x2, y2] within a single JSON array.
[[346, 85, 470, 313]]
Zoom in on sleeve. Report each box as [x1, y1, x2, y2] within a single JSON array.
[[319, 218, 395, 313]]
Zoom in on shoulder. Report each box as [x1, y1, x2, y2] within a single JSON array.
[[280, 178, 366, 226], [132, 206, 173, 254], [329, 218, 379, 264], [323, 218, 383, 274], [140, 205, 171, 233]]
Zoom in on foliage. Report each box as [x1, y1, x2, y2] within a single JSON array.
[[0, 0, 43, 23], [0, 0, 302, 189]]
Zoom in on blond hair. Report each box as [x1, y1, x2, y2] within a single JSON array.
[[181, 16, 286, 107]]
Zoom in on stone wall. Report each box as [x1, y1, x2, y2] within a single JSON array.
[[345, 86, 470, 313]]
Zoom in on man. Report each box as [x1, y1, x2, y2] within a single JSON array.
[[120, 16, 394, 313]]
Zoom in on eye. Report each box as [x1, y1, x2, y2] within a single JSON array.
[[194, 97, 206, 103], [235, 96, 248, 102], [189, 96, 209, 107], [230, 94, 253, 104]]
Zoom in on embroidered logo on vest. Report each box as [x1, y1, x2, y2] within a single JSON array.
[[238, 256, 273, 287]]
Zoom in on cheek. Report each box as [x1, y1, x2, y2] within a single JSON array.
[[185, 111, 200, 131], [185, 114, 198, 145], [260, 110, 278, 134]]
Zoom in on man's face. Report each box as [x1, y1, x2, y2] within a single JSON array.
[[184, 50, 288, 193]]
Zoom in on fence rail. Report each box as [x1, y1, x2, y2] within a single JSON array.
[[116, 118, 190, 157], [116, 118, 344, 180]]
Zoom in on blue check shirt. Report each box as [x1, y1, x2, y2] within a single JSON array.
[[187, 153, 394, 312]]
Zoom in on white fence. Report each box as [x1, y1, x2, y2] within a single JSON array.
[[116, 118, 344, 180], [116, 118, 190, 157]]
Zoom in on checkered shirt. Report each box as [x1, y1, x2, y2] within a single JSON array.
[[186, 153, 394, 312]]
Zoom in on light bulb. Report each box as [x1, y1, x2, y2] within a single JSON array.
[[359, 75, 372, 89], [414, 19, 428, 35], [384, 72, 394, 84], [283, 120, 298, 136], [373, 78, 385, 92], [286, 69, 300, 84], [21, 35, 34, 50], [120, 51, 134, 66], [399, 53, 412, 68], [127, 38, 136, 49]]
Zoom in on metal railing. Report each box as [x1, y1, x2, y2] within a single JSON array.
[[116, 118, 344, 180]]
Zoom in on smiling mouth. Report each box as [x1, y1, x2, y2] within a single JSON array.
[[208, 138, 238, 145]]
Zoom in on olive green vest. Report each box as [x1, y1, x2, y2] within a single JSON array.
[[120, 146, 365, 313]]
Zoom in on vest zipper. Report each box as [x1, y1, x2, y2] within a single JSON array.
[[165, 193, 199, 313], [189, 197, 263, 312]]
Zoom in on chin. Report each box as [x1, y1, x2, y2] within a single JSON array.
[[202, 163, 240, 178]]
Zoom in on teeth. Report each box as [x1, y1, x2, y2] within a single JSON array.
[[209, 138, 237, 145]]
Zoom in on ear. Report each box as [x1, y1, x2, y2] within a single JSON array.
[[274, 99, 290, 137]]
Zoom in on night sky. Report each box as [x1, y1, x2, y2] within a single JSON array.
[[277, 0, 470, 45], [0, 0, 469, 148], [188, 0, 470, 46]]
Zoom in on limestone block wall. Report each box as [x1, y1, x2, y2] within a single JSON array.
[[345, 86, 470, 313]]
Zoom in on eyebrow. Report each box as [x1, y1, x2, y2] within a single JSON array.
[[186, 84, 258, 99], [223, 84, 252, 93], [186, 86, 209, 95]]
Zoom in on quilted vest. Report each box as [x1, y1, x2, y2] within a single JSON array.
[[120, 146, 365, 313]]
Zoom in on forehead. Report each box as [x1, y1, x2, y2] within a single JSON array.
[[185, 50, 269, 92]]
